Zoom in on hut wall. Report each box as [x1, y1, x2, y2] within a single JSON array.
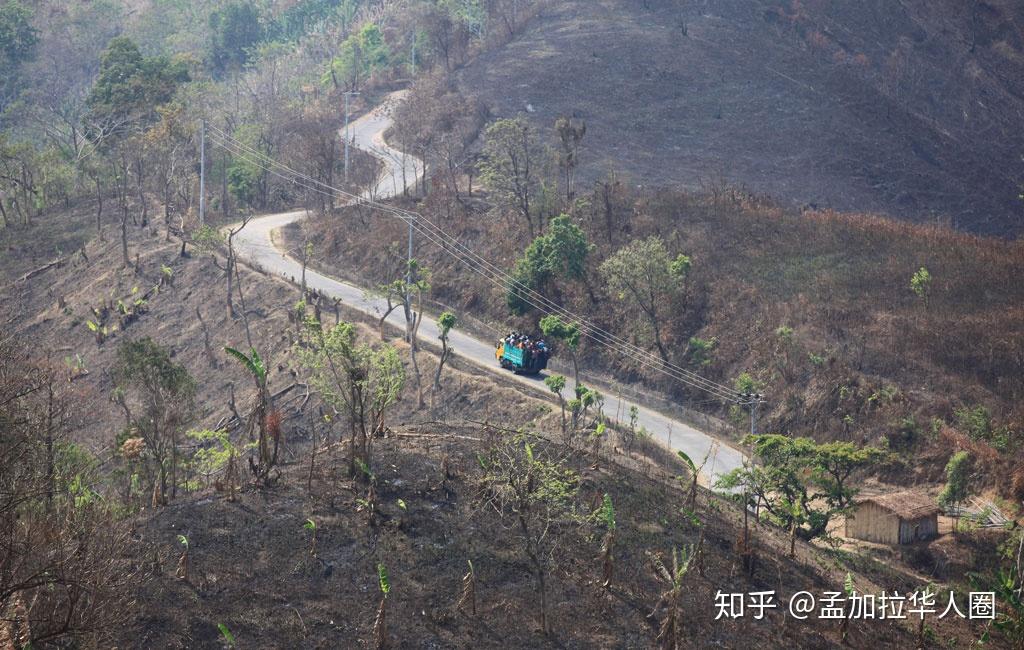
[[845, 502, 899, 545], [898, 515, 938, 544]]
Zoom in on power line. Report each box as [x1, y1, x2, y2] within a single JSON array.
[[206, 128, 744, 402], [205, 127, 748, 403]]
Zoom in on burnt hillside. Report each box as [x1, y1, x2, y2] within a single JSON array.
[[458, 0, 1024, 236]]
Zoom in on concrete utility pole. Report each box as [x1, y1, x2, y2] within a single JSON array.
[[410, 33, 416, 77], [343, 91, 360, 183], [403, 215, 415, 343], [743, 393, 765, 437], [199, 120, 206, 226]]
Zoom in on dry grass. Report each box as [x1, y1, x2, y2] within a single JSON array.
[[301, 179, 1024, 496]]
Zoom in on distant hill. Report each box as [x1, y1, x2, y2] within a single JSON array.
[[457, 0, 1024, 237]]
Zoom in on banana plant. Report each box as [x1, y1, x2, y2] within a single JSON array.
[[225, 346, 267, 390], [374, 563, 391, 649], [650, 546, 693, 650], [598, 493, 616, 588], [175, 535, 189, 581], [303, 518, 318, 557], [224, 346, 276, 481]]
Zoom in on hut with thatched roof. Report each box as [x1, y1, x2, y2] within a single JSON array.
[[844, 491, 940, 545]]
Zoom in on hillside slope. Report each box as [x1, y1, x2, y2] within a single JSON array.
[[457, 0, 1024, 236], [2, 219, 973, 649]]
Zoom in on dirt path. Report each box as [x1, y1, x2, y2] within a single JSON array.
[[230, 91, 746, 485]]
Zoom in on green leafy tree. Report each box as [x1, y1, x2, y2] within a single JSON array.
[[954, 405, 992, 441], [0, 0, 36, 65], [114, 338, 196, 503], [733, 371, 761, 395], [716, 434, 883, 541], [325, 22, 390, 91], [687, 337, 715, 367], [85, 37, 189, 140], [434, 311, 457, 394], [303, 518, 318, 557], [295, 320, 405, 478], [0, 0, 36, 105], [187, 428, 252, 501], [910, 266, 931, 305], [479, 433, 580, 634], [479, 116, 547, 236], [174, 534, 190, 580], [539, 314, 581, 386], [937, 450, 971, 518], [224, 123, 268, 209], [544, 374, 567, 436], [359, 23, 390, 71], [568, 383, 603, 441], [978, 530, 1024, 647], [209, 2, 265, 76], [599, 236, 690, 362], [508, 214, 589, 313]]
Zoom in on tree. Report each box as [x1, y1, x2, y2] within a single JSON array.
[[539, 314, 581, 387], [295, 320, 405, 478], [434, 311, 457, 395], [0, 1, 36, 65], [187, 428, 250, 501], [544, 374, 567, 436], [325, 31, 364, 91], [325, 22, 390, 91], [0, 340, 135, 647], [209, 2, 265, 76], [910, 266, 931, 305], [508, 214, 590, 314], [554, 117, 585, 204], [405, 260, 430, 408], [937, 451, 971, 520], [425, 4, 470, 73], [479, 116, 546, 236], [84, 37, 188, 265], [143, 103, 196, 241], [480, 433, 580, 634], [716, 434, 883, 542], [113, 337, 196, 503], [599, 236, 690, 363], [980, 529, 1023, 647], [687, 336, 715, 367], [0, 0, 37, 109], [568, 383, 603, 444], [85, 37, 189, 140]]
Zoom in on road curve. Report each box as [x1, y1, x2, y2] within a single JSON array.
[[231, 91, 746, 485]]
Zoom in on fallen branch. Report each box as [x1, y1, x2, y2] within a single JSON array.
[[18, 258, 65, 282]]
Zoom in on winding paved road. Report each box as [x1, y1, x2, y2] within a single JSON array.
[[232, 91, 746, 485]]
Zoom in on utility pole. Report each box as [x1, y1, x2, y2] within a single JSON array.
[[410, 33, 417, 77], [343, 91, 360, 183], [199, 119, 206, 226], [742, 393, 764, 437], [403, 216, 415, 344]]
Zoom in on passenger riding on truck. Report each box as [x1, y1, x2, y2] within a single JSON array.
[[495, 331, 550, 375]]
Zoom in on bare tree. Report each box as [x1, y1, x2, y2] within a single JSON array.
[[0, 340, 138, 648]]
